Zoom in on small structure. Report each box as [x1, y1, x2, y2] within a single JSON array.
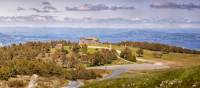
[[55, 44, 63, 49], [79, 37, 100, 44]]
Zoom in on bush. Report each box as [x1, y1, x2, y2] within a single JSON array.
[[136, 48, 144, 57], [153, 51, 163, 58], [0, 59, 105, 81], [0, 59, 63, 80], [71, 44, 81, 53], [0, 66, 13, 80], [68, 69, 102, 80], [120, 48, 136, 62]]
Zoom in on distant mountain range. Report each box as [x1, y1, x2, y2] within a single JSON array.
[[0, 33, 23, 45], [0, 28, 200, 50]]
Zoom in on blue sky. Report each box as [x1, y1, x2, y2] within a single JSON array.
[[0, 0, 200, 28]]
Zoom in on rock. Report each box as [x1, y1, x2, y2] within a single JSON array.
[[27, 74, 39, 88]]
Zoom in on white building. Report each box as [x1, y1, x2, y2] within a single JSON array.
[[79, 37, 100, 44]]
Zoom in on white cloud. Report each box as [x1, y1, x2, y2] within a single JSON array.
[[65, 4, 135, 11]]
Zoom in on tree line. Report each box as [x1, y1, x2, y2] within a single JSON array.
[[115, 41, 200, 54]]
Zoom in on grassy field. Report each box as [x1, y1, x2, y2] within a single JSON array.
[[82, 66, 200, 88], [4, 43, 200, 88], [91, 44, 200, 67], [142, 50, 200, 67], [80, 44, 200, 88]]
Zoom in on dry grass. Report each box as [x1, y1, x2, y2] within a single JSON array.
[[140, 49, 200, 67], [0, 75, 68, 88]]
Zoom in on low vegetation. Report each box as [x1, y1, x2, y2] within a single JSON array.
[[0, 59, 105, 81], [1, 40, 200, 88], [116, 41, 200, 54], [0, 41, 115, 82], [82, 66, 200, 88], [120, 47, 136, 62]]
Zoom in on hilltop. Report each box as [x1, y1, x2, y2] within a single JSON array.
[[0, 40, 200, 88]]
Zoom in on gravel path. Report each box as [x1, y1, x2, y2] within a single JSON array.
[[64, 81, 83, 88]]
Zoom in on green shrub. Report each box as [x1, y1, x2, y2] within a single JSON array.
[[136, 48, 144, 57], [120, 47, 136, 62], [0, 66, 13, 80]]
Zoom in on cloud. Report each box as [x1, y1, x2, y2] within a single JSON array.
[[150, 2, 200, 10], [0, 16, 200, 28], [0, 15, 56, 22], [30, 6, 58, 13], [18, 2, 58, 13], [42, 1, 51, 6], [43, 5, 58, 12], [29, 8, 43, 12], [0, 15, 199, 25], [65, 4, 135, 11], [16, 7, 25, 11]]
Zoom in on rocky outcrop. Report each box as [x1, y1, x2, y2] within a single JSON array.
[[27, 74, 39, 88]]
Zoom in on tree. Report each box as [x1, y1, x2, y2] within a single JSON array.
[[91, 51, 104, 66], [66, 53, 80, 68], [51, 49, 68, 66], [136, 48, 144, 57], [120, 47, 136, 62], [71, 44, 81, 54], [162, 48, 169, 54], [153, 51, 163, 58]]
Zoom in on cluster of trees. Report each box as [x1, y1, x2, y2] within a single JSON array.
[[0, 59, 103, 80], [0, 41, 107, 81], [90, 49, 118, 66], [136, 48, 144, 57], [0, 40, 74, 61], [120, 47, 136, 62], [116, 41, 200, 54], [50, 43, 115, 68], [0, 42, 49, 61], [0, 40, 153, 81], [51, 48, 68, 66], [70, 44, 88, 54]]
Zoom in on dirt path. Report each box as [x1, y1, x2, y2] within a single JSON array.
[[64, 80, 83, 88]]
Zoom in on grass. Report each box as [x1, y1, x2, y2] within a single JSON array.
[[80, 44, 200, 88], [81, 66, 200, 88], [64, 46, 71, 51], [37, 76, 68, 88], [141, 49, 200, 67], [52, 44, 200, 67], [0, 75, 68, 88], [88, 44, 124, 50], [87, 48, 97, 54], [86, 44, 200, 67]]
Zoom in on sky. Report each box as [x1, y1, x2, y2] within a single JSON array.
[[0, 0, 200, 28]]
